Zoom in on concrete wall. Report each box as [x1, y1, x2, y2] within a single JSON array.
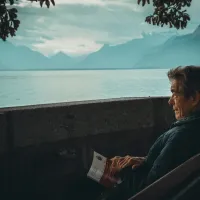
[[0, 97, 174, 152], [0, 97, 175, 197]]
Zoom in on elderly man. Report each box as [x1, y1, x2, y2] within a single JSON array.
[[100, 65, 200, 200]]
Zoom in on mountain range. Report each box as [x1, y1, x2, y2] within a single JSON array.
[[135, 25, 200, 68], [0, 26, 200, 70]]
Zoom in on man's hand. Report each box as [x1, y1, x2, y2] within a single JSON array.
[[110, 155, 146, 174]]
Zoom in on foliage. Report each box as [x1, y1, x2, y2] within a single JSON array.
[[0, 0, 193, 41], [138, 0, 192, 29]]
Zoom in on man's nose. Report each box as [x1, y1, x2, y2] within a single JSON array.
[[168, 96, 174, 105]]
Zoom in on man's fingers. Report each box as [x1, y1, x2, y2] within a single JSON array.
[[110, 156, 146, 174]]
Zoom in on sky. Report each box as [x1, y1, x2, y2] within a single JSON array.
[[9, 0, 200, 57]]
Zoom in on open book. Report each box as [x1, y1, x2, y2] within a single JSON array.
[[87, 151, 122, 188]]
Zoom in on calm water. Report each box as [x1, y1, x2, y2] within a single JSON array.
[[0, 69, 171, 108]]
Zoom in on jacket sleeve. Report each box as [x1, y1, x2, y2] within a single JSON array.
[[144, 128, 191, 186]]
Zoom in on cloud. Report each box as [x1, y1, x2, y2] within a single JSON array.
[[9, 0, 200, 56], [33, 37, 103, 56], [17, 0, 142, 10]]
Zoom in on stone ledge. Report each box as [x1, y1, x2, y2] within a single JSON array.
[[0, 97, 174, 151]]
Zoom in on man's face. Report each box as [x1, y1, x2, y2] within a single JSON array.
[[168, 79, 198, 120]]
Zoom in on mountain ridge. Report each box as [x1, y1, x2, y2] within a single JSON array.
[[0, 28, 198, 70], [135, 25, 200, 69]]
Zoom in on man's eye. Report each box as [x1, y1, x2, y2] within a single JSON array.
[[172, 93, 179, 98]]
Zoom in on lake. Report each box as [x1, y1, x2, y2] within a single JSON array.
[[0, 69, 171, 108]]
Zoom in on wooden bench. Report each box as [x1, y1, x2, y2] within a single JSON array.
[[129, 154, 200, 200]]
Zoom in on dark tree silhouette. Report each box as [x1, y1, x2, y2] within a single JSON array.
[[0, 0, 192, 41], [138, 0, 192, 29]]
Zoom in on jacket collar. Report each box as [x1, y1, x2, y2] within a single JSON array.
[[172, 110, 200, 127]]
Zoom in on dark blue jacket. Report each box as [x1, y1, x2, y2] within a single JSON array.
[[142, 110, 200, 187], [96, 111, 200, 200]]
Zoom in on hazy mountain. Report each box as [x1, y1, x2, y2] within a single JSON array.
[[72, 54, 88, 63], [74, 32, 173, 69], [0, 61, 8, 70], [0, 42, 78, 70], [0, 42, 51, 70], [135, 25, 200, 69], [50, 52, 75, 69], [0, 30, 193, 70]]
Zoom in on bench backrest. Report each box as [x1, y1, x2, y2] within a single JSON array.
[[129, 154, 200, 200]]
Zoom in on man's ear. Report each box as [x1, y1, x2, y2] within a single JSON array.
[[192, 92, 200, 107]]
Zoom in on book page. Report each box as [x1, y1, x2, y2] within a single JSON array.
[[87, 151, 107, 182], [87, 151, 121, 187]]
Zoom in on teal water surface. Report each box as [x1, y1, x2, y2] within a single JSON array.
[[0, 69, 171, 108]]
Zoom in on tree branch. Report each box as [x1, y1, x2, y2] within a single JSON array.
[[138, 0, 192, 29]]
